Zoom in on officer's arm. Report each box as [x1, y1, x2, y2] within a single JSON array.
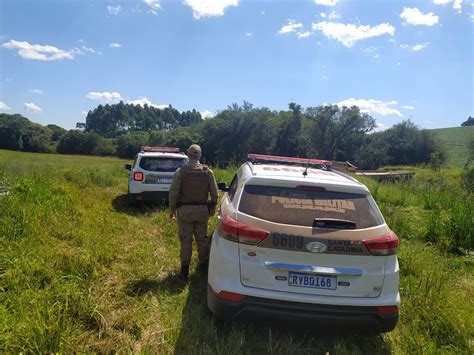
[[208, 169, 218, 204], [169, 170, 182, 215]]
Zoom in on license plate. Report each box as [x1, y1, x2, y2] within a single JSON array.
[[145, 176, 172, 184], [288, 272, 337, 290]]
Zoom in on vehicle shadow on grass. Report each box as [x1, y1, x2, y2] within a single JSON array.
[[126, 274, 186, 297], [111, 194, 168, 216], [173, 274, 392, 355]]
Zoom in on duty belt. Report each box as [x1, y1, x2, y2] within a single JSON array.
[[176, 201, 207, 208], [177, 201, 217, 213]]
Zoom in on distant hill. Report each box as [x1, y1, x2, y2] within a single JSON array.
[[428, 126, 474, 167]]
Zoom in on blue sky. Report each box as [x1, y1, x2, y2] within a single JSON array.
[[0, 0, 473, 130]]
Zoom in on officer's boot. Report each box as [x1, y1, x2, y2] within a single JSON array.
[[179, 263, 189, 281]]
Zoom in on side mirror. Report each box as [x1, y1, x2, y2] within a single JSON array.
[[124, 163, 132, 171], [217, 182, 229, 192]]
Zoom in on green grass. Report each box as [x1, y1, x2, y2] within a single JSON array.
[[429, 126, 474, 167], [0, 150, 473, 353]]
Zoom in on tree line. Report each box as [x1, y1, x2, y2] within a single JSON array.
[[0, 101, 445, 169]]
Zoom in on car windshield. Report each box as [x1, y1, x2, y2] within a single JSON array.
[[139, 157, 188, 172], [238, 185, 384, 229]]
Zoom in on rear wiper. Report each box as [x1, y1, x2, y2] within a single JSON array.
[[313, 218, 357, 230]]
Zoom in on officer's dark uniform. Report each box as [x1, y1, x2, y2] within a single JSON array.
[[169, 144, 218, 280]]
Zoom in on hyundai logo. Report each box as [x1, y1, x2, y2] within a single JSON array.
[[306, 241, 327, 253]]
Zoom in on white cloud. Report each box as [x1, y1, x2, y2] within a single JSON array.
[[1, 40, 75, 61], [374, 123, 388, 132], [24, 102, 42, 113], [320, 11, 341, 19], [279, 20, 303, 34], [453, 0, 463, 12], [297, 31, 311, 39], [335, 98, 403, 117], [143, 0, 161, 15], [184, 0, 238, 19], [29, 89, 43, 94], [433, 0, 463, 13], [314, 0, 337, 6], [362, 47, 383, 59], [400, 7, 439, 26], [107, 5, 121, 15], [86, 91, 123, 102], [328, 11, 340, 19], [109, 43, 122, 48], [0, 101, 12, 110], [245, 32, 253, 38], [201, 110, 214, 119], [79, 45, 101, 55], [363, 45, 378, 53], [412, 43, 429, 51], [401, 42, 429, 51], [127, 97, 168, 109], [144, 0, 161, 10], [402, 105, 415, 110], [311, 21, 395, 47], [81, 110, 88, 116]]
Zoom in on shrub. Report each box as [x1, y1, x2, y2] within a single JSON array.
[[115, 132, 149, 158], [460, 167, 474, 193]]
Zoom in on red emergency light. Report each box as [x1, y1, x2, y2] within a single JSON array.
[[140, 146, 180, 153], [247, 153, 332, 166]]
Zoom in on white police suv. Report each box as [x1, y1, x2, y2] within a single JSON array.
[[124, 146, 188, 205], [208, 154, 399, 332]]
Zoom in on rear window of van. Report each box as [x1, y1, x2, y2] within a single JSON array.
[[139, 157, 188, 172], [238, 185, 384, 229]]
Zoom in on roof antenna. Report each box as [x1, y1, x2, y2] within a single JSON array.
[[303, 159, 309, 178]]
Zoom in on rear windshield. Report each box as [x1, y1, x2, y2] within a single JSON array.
[[239, 185, 384, 229], [139, 157, 188, 172]]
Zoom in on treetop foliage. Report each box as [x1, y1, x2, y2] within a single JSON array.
[[461, 116, 473, 127], [79, 101, 202, 137], [0, 114, 53, 153], [1, 101, 445, 169]]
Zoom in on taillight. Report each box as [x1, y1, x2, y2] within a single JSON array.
[[134, 172, 144, 181], [376, 305, 399, 314], [363, 231, 399, 256], [215, 290, 246, 302], [220, 215, 270, 245]]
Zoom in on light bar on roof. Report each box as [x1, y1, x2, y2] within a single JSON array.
[[247, 153, 332, 166], [141, 146, 180, 153]]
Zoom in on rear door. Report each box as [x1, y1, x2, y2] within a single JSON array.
[[237, 183, 389, 298]]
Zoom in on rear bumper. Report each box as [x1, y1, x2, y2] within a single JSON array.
[[129, 191, 169, 202], [207, 285, 398, 333]]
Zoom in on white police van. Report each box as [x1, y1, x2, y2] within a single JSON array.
[[208, 154, 399, 332], [124, 146, 188, 205]]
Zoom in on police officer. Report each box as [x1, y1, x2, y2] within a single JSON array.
[[169, 144, 218, 281]]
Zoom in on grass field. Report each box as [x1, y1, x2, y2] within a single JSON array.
[[429, 126, 474, 167], [0, 150, 473, 353]]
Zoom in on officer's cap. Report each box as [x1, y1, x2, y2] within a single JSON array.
[[187, 144, 201, 158]]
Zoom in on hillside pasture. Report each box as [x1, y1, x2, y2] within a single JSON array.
[[429, 126, 474, 167], [0, 150, 472, 353]]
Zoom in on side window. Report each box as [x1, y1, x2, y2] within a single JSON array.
[[228, 174, 238, 201]]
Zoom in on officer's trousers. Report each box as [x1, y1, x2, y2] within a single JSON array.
[[177, 205, 210, 265]]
